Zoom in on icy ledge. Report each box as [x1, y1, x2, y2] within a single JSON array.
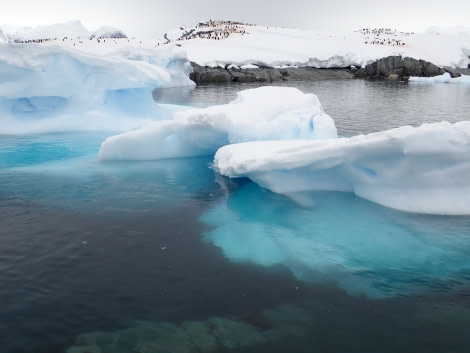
[[214, 121, 470, 215], [99, 86, 337, 160], [0, 43, 193, 134]]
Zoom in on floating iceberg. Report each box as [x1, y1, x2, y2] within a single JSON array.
[[409, 72, 470, 83], [214, 121, 470, 215], [0, 43, 193, 134], [99, 86, 337, 160]]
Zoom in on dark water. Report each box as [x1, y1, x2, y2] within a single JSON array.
[[1, 79, 470, 353]]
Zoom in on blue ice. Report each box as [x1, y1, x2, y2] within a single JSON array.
[[202, 182, 470, 298]]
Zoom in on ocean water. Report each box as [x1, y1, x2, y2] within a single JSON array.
[[1, 79, 470, 353]]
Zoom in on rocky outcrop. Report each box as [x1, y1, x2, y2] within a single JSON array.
[[355, 56, 445, 79], [189, 63, 354, 84], [444, 67, 470, 78], [189, 57, 464, 84]]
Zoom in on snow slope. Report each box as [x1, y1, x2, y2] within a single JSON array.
[[165, 21, 470, 69], [0, 20, 126, 43], [1, 20, 469, 68]]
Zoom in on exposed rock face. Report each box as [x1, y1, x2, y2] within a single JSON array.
[[356, 56, 445, 79], [189, 57, 459, 84], [189, 63, 354, 84], [444, 67, 470, 78]]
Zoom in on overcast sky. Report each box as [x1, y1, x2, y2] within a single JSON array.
[[1, 0, 469, 38]]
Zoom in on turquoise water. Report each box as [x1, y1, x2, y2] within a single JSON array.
[[1, 80, 470, 352], [203, 183, 470, 298]]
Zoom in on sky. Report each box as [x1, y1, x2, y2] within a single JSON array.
[[1, 0, 469, 38]]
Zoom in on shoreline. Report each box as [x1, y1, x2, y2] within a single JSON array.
[[189, 58, 470, 85], [189, 62, 356, 84]]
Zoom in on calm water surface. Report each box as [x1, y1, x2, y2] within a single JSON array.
[[1, 79, 470, 353]]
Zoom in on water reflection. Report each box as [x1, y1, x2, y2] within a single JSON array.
[[152, 86, 196, 105]]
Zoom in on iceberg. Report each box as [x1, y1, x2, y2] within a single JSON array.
[[409, 72, 470, 83], [214, 121, 470, 215], [0, 43, 193, 134], [98, 86, 337, 160]]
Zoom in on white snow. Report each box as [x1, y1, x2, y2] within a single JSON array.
[[98, 86, 337, 160], [0, 20, 90, 42], [409, 72, 470, 83], [214, 121, 470, 215], [2, 20, 469, 68], [165, 23, 470, 69], [239, 64, 259, 69], [90, 26, 127, 39]]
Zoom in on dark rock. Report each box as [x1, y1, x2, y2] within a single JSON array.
[[365, 61, 378, 77], [403, 57, 423, 76], [377, 56, 404, 76], [189, 62, 354, 85], [353, 68, 367, 78], [189, 64, 230, 83], [459, 68, 470, 76], [283, 68, 353, 80], [446, 67, 470, 77], [422, 60, 444, 76], [189, 57, 450, 84], [359, 56, 445, 79], [204, 71, 231, 83], [444, 67, 462, 78]]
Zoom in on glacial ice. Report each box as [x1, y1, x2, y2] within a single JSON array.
[[98, 86, 337, 160], [0, 43, 194, 134], [214, 121, 470, 215], [202, 181, 470, 298], [409, 72, 470, 83]]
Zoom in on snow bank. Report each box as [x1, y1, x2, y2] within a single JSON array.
[[0, 43, 194, 134], [409, 72, 470, 83], [214, 121, 470, 215], [98, 86, 337, 160], [170, 24, 470, 69]]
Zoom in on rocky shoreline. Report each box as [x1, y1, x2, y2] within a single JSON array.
[[189, 57, 470, 85]]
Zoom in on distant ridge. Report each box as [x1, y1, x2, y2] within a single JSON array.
[[0, 20, 127, 43]]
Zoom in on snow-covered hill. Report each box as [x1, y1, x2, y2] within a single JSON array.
[[0, 20, 127, 43], [1, 20, 469, 69], [162, 20, 470, 69]]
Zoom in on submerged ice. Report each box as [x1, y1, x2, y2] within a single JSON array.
[[202, 181, 470, 298], [98, 86, 337, 160]]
